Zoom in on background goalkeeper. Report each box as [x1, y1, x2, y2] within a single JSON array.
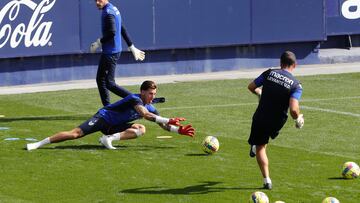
[[26, 81, 194, 151], [90, 0, 165, 106]]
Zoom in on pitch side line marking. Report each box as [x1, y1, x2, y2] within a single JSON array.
[[159, 102, 257, 110], [159, 96, 360, 117], [302, 106, 360, 117], [301, 95, 360, 102], [1, 96, 358, 119], [273, 144, 359, 160]]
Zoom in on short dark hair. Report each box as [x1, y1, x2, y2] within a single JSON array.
[[280, 51, 296, 68], [140, 80, 157, 91]]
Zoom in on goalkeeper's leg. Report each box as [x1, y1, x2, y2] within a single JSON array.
[[99, 124, 145, 149], [27, 128, 83, 151]]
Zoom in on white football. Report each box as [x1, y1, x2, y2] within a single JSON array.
[[342, 161, 360, 179], [202, 136, 219, 154], [322, 197, 340, 203], [249, 191, 269, 203]]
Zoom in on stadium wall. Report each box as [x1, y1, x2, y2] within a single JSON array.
[[0, 0, 359, 86]]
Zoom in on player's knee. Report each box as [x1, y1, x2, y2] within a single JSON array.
[[135, 125, 146, 137], [106, 80, 117, 89], [96, 77, 105, 84], [70, 128, 83, 139], [256, 144, 266, 153]]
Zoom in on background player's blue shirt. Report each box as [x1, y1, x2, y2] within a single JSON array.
[[101, 3, 122, 54], [98, 94, 159, 126], [253, 68, 303, 120]]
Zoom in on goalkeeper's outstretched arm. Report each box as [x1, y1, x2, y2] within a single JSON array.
[[157, 123, 195, 137], [134, 105, 195, 137], [134, 104, 185, 126]]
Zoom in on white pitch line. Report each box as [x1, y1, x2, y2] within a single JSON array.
[[302, 105, 360, 118], [159, 96, 360, 118], [159, 102, 257, 110], [302, 95, 360, 102]]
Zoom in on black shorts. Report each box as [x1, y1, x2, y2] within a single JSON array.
[[248, 118, 287, 145], [78, 113, 133, 136]]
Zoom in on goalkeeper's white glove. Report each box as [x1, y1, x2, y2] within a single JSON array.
[[90, 38, 101, 53], [294, 114, 304, 129], [129, 45, 145, 61]]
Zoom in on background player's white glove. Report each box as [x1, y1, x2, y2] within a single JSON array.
[[256, 88, 262, 101], [129, 45, 145, 61], [295, 114, 304, 129], [90, 38, 101, 53]]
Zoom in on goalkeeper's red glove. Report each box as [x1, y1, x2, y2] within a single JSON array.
[[168, 117, 186, 126], [178, 124, 195, 137]]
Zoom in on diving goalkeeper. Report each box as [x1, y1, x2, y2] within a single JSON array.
[[26, 81, 195, 151]]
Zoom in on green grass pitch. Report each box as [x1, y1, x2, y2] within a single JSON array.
[[0, 72, 359, 202]]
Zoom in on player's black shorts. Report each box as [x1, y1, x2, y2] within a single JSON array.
[[248, 117, 287, 145], [78, 113, 133, 136]]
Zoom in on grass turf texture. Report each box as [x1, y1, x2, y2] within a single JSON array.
[[0, 73, 359, 202]]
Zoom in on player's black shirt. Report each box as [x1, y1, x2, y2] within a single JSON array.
[[253, 68, 302, 122]]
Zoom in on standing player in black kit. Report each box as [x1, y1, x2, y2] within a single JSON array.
[[247, 51, 305, 190]]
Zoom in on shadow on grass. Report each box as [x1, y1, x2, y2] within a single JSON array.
[[53, 145, 109, 150], [185, 153, 211, 156], [119, 145, 176, 151], [120, 181, 261, 195], [328, 177, 346, 180], [0, 114, 91, 122], [28, 144, 176, 151], [22, 145, 108, 150]]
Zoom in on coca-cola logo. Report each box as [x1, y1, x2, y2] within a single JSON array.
[[0, 0, 56, 49]]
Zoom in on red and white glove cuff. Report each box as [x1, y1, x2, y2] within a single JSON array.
[[155, 116, 169, 124], [169, 125, 179, 133]]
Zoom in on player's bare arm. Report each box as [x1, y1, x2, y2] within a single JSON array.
[[157, 123, 170, 131], [289, 98, 300, 119], [134, 104, 183, 125], [156, 123, 194, 137], [134, 104, 157, 121], [289, 97, 304, 128], [248, 81, 262, 98]]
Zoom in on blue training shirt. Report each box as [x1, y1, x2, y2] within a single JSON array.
[[253, 68, 303, 120], [101, 3, 122, 54], [98, 94, 159, 126]]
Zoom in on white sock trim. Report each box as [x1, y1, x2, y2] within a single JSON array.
[[28, 137, 50, 150], [43, 137, 51, 145], [112, 133, 121, 141], [264, 177, 272, 184], [251, 145, 256, 152]]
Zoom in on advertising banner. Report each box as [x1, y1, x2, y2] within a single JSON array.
[[0, 0, 80, 58], [2, 0, 357, 59], [326, 0, 360, 35], [252, 0, 326, 43]]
